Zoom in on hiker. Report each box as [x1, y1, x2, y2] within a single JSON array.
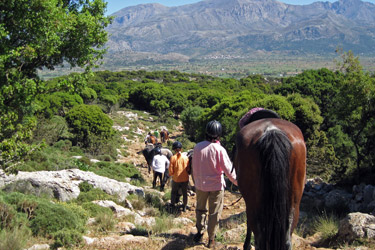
[[192, 120, 237, 248], [151, 146, 169, 191], [169, 141, 190, 212]]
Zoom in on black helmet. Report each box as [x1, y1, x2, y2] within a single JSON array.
[[172, 141, 182, 150], [153, 147, 161, 155], [206, 120, 222, 139]]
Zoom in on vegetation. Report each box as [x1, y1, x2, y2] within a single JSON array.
[[0, 0, 111, 171], [0, 1, 374, 246]]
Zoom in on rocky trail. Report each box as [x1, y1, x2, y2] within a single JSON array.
[[107, 112, 330, 250]]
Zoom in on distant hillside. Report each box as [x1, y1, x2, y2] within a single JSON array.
[[105, 0, 375, 63]]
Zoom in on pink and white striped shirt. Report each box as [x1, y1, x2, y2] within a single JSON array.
[[192, 140, 237, 191]]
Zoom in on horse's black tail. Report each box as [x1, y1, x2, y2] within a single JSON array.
[[255, 127, 292, 250]]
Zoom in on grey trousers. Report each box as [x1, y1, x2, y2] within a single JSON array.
[[195, 189, 224, 240]]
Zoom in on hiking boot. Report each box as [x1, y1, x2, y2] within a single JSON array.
[[207, 239, 216, 248], [193, 232, 203, 243]]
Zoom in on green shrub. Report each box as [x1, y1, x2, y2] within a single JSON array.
[[94, 212, 116, 233], [52, 229, 83, 249], [73, 158, 90, 171], [97, 154, 113, 162], [0, 225, 31, 250], [312, 212, 339, 240], [75, 188, 117, 204], [16, 145, 78, 172], [0, 202, 16, 230], [81, 202, 112, 217], [89, 162, 143, 182], [78, 181, 94, 192], [145, 192, 164, 211], [127, 194, 146, 211], [53, 139, 72, 151], [152, 214, 174, 234], [65, 104, 114, 148], [30, 201, 87, 237]]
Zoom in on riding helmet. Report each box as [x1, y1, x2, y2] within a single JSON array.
[[205, 120, 222, 138], [172, 141, 182, 150], [153, 146, 161, 155]]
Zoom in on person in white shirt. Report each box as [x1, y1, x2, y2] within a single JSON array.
[[151, 146, 170, 191]]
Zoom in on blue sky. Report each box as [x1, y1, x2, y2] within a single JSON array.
[[105, 0, 375, 15]]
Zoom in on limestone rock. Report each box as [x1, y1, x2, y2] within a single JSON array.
[[0, 169, 144, 202], [338, 212, 375, 242]]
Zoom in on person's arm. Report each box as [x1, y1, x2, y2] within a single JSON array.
[[151, 157, 157, 169], [166, 158, 170, 170], [169, 158, 174, 176], [220, 149, 238, 186]]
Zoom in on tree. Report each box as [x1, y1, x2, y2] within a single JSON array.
[[0, 0, 111, 170], [333, 50, 375, 176], [180, 106, 204, 141], [65, 104, 114, 149]]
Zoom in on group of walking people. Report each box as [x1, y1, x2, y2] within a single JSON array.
[[148, 120, 238, 248]]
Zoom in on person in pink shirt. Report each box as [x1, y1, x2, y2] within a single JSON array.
[[192, 120, 237, 248]]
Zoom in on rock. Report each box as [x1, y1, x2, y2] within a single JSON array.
[[92, 200, 132, 217], [324, 189, 351, 212], [0, 169, 144, 202], [25, 244, 50, 250], [173, 217, 194, 226], [338, 212, 375, 242], [363, 185, 374, 204], [82, 236, 95, 245], [87, 235, 149, 246], [223, 224, 247, 242]]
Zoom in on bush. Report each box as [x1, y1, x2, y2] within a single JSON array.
[[65, 104, 114, 148], [78, 181, 94, 192], [81, 202, 112, 217], [75, 188, 118, 204], [0, 225, 31, 250], [152, 214, 174, 234], [127, 194, 147, 211], [94, 212, 116, 233], [89, 162, 143, 182], [312, 212, 339, 241], [145, 192, 164, 211], [0, 202, 16, 230], [30, 201, 87, 237], [52, 229, 83, 249]]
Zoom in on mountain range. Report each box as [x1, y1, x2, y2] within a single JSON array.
[[104, 0, 375, 63]]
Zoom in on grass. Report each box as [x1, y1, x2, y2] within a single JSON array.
[[94, 212, 117, 233], [312, 212, 340, 241], [0, 225, 31, 250], [152, 214, 175, 234]]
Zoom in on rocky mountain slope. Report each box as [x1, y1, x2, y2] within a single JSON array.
[[105, 0, 375, 59]]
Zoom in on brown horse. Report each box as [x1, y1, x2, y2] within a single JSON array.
[[160, 130, 169, 143], [234, 118, 306, 250], [148, 135, 157, 144]]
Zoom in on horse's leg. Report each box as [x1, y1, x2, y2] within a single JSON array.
[[285, 207, 294, 250], [243, 220, 252, 250]]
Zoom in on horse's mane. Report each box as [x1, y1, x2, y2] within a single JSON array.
[[239, 108, 280, 129]]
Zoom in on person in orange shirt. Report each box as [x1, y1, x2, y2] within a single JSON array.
[[169, 141, 190, 212]]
